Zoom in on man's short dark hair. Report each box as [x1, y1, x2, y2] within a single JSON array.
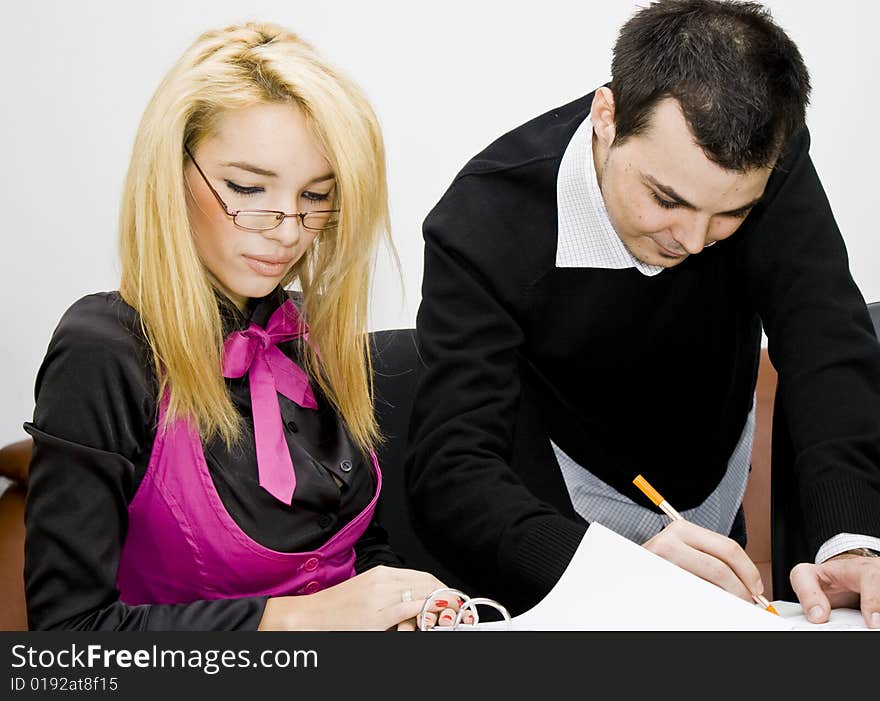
[[610, 0, 811, 171]]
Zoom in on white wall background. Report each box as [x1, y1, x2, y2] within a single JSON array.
[[1, 0, 878, 445]]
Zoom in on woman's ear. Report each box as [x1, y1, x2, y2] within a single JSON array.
[[590, 86, 617, 148]]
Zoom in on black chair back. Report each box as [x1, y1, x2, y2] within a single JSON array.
[[868, 301, 880, 338], [369, 329, 473, 593]]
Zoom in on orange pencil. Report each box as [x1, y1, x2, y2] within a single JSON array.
[[633, 474, 779, 616]]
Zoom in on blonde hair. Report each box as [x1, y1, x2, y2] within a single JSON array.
[[119, 22, 391, 453]]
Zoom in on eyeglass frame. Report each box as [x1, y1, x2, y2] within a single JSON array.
[[184, 144, 340, 233]]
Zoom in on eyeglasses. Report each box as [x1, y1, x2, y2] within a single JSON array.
[[184, 145, 339, 233]]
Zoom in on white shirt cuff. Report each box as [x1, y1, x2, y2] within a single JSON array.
[[814, 533, 880, 563]]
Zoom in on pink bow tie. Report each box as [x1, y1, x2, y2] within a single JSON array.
[[222, 300, 317, 505]]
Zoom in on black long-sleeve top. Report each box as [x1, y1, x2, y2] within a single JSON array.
[[24, 286, 401, 630], [406, 92, 880, 614]]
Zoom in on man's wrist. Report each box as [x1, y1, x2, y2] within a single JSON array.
[[816, 535, 880, 564], [831, 547, 880, 560]]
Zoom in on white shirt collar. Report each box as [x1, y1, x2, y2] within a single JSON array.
[[555, 116, 663, 276]]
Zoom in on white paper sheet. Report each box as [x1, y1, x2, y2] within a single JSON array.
[[454, 523, 874, 631], [495, 522, 789, 630], [771, 600, 873, 631]]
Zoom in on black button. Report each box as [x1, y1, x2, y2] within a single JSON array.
[[286, 420, 299, 433], [340, 460, 353, 473], [317, 515, 332, 528]]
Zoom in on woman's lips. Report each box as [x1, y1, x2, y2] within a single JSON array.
[[242, 254, 292, 277]]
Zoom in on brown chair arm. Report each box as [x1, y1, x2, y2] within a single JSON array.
[[0, 438, 32, 487]]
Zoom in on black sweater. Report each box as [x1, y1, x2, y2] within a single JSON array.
[[24, 287, 400, 631], [406, 93, 880, 614]]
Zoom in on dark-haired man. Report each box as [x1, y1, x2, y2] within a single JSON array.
[[406, 0, 880, 626]]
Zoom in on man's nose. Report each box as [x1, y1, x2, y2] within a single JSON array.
[[673, 214, 711, 255]]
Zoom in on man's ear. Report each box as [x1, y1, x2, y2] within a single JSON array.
[[590, 87, 616, 148]]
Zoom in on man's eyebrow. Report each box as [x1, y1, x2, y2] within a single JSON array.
[[719, 194, 763, 217], [643, 173, 763, 216], [644, 174, 696, 209]]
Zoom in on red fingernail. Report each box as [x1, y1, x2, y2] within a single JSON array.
[[441, 614, 453, 621], [434, 600, 448, 608], [457, 597, 464, 605]]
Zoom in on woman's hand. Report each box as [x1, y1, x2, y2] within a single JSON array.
[[416, 589, 476, 630], [258, 565, 468, 631]]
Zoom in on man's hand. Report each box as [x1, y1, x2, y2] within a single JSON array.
[[642, 519, 765, 602], [789, 552, 880, 628]]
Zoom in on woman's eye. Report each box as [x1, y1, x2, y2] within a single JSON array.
[[652, 192, 678, 209], [302, 190, 331, 202], [225, 180, 264, 196]]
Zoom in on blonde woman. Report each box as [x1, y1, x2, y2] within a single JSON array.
[[23, 23, 460, 631]]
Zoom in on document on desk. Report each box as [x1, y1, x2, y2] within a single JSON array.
[[467, 522, 872, 631], [458, 522, 869, 631], [491, 522, 789, 630]]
